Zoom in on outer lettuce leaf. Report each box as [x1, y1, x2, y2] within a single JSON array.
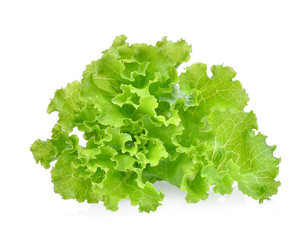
[[179, 63, 249, 113], [156, 36, 192, 67], [30, 124, 69, 169], [201, 109, 280, 202], [93, 170, 164, 212], [178, 64, 279, 202], [31, 35, 280, 212], [47, 81, 83, 131], [51, 150, 99, 204]]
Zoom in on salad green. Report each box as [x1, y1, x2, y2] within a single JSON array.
[[31, 35, 280, 212]]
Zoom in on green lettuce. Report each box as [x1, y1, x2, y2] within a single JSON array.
[[30, 35, 280, 212]]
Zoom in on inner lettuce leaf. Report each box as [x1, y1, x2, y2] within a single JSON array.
[[30, 35, 280, 212]]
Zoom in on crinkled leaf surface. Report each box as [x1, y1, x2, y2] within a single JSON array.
[[31, 35, 280, 212]]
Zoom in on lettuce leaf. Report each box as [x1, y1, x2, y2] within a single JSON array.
[[31, 35, 280, 212]]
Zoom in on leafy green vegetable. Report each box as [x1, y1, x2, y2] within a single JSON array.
[[30, 35, 280, 212]]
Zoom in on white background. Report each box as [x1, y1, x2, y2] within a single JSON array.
[[1, 0, 306, 239]]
